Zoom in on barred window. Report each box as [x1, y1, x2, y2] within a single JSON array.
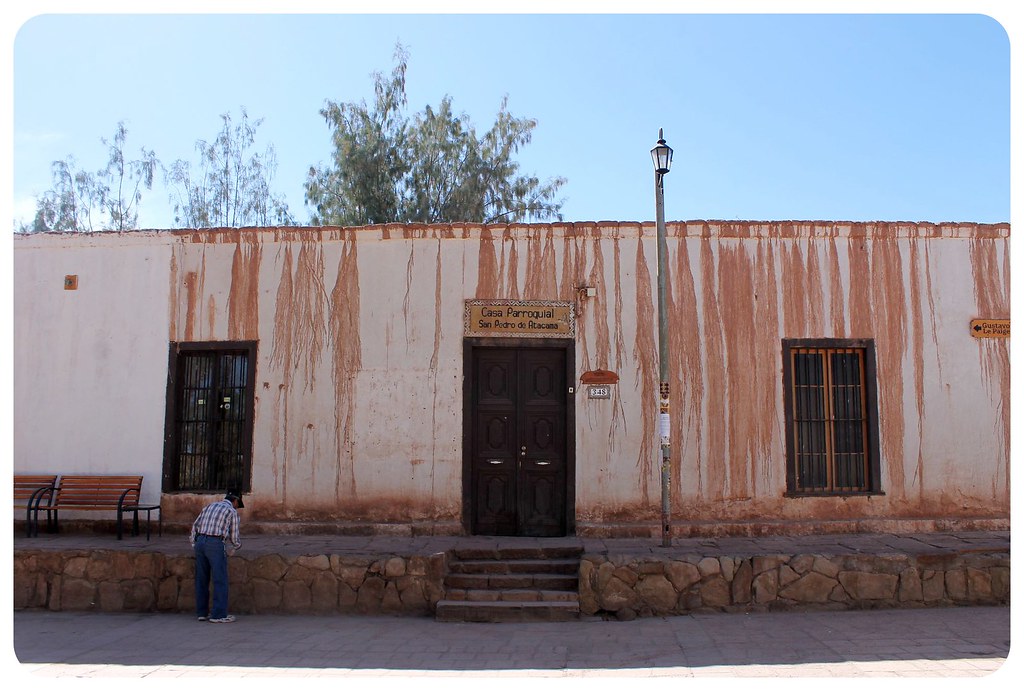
[[163, 342, 256, 493], [783, 340, 881, 495]]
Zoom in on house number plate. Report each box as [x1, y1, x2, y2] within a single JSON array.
[[588, 385, 611, 399]]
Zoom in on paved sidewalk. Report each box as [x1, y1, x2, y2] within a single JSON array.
[[11, 605, 1012, 680]]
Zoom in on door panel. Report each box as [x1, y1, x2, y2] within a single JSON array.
[[469, 345, 570, 536]]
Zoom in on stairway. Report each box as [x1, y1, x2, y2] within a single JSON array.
[[435, 543, 582, 622]]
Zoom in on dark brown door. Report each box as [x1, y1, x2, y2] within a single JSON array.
[[468, 344, 571, 536]]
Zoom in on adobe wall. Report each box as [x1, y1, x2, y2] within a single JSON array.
[[13, 221, 1010, 533]]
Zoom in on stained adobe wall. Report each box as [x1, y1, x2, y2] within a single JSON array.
[[13, 221, 1010, 533]]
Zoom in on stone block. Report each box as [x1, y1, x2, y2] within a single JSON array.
[[752, 555, 789, 574], [789, 555, 815, 574], [679, 590, 702, 611], [123, 579, 156, 611], [719, 556, 736, 581], [752, 571, 778, 604], [157, 577, 180, 610], [336, 565, 369, 588], [990, 567, 1010, 600], [836, 571, 898, 600], [63, 556, 89, 579], [248, 554, 289, 582], [167, 557, 194, 578], [356, 576, 386, 613], [296, 554, 331, 571], [613, 566, 639, 587], [97, 582, 124, 611], [251, 578, 283, 611], [133, 553, 162, 580], [595, 561, 616, 590], [381, 582, 404, 613], [384, 557, 407, 578], [812, 557, 840, 579], [331, 554, 373, 569], [283, 563, 313, 585], [61, 578, 96, 610], [778, 572, 836, 604], [665, 561, 701, 591], [829, 583, 850, 602], [579, 560, 599, 615], [731, 560, 753, 604], [635, 574, 677, 613], [898, 567, 923, 602], [699, 577, 731, 608], [598, 576, 639, 612], [637, 561, 665, 575], [406, 555, 428, 576], [399, 580, 427, 608], [311, 572, 339, 611], [921, 570, 945, 601], [966, 567, 993, 601], [779, 565, 800, 587], [945, 569, 967, 601], [282, 580, 312, 611], [338, 583, 358, 608], [697, 557, 721, 577]]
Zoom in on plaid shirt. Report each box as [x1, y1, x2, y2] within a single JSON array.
[[189, 499, 241, 551]]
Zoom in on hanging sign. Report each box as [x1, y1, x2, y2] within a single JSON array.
[[465, 300, 574, 338]]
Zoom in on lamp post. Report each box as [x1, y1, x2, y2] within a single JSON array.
[[651, 128, 673, 547]]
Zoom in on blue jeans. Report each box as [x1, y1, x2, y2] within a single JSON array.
[[194, 535, 229, 619]]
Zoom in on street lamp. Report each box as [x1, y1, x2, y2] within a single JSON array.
[[651, 128, 673, 547]]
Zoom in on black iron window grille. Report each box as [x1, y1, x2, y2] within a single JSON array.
[[783, 340, 881, 495]]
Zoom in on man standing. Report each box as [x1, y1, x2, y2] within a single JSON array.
[[190, 489, 244, 623]]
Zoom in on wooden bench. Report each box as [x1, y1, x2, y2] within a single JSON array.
[[29, 475, 158, 540], [14, 474, 58, 537]]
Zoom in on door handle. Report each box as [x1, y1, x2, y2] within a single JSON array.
[[535, 461, 551, 466], [486, 459, 504, 465]]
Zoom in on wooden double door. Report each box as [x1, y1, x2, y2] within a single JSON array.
[[464, 341, 574, 536]]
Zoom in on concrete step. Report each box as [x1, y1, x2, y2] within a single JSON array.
[[444, 572, 578, 591], [435, 599, 580, 623], [445, 588, 580, 603], [448, 558, 579, 575], [452, 545, 583, 561]]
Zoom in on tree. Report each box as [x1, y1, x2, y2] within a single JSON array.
[[21, 122, 155, 233], [305, 45, 566, 226], [167, 108, 294, 228], [100, 122, 157, 232], [23, 156, 103, 232]]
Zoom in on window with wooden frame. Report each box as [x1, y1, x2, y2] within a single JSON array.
[[782, 339, 881, 495], [162, 342, 256, 493]]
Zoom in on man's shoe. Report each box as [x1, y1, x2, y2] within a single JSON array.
[[197, 615, 208, 622], [209, 615, 236, 623]]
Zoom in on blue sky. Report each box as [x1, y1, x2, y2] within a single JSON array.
[[6, 5, 1016, 229]]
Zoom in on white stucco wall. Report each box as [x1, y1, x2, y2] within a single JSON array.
[[13, 221, 1010, 530]]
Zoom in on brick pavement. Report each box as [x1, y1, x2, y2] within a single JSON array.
[[11, 605, 1012, 679]]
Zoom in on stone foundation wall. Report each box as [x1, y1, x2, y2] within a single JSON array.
[[14, 549, 447, 616], [15, 548, 1009, 618], [579, 551, 1010, 620]]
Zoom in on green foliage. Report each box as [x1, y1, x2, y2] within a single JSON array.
[[305, 45, 565, 226], [101, 122, 157, 231], [21, 122, 155, 233], [167, 108, 294, 228]]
